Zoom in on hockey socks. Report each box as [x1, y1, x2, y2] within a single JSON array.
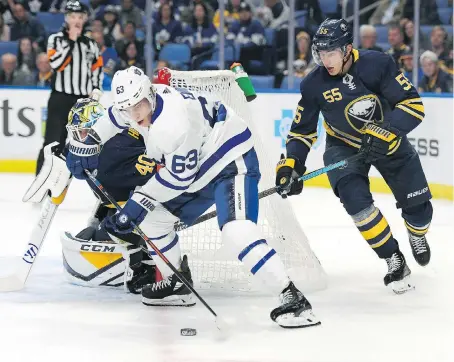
[[352, 205, 398, 258]]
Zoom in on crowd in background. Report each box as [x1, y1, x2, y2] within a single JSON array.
[[0, 0, 452, 92]]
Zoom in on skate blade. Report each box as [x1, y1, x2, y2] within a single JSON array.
[[275, 310, 321, 329], [142, 293, 196, 307], [389, 275, 415, 295]]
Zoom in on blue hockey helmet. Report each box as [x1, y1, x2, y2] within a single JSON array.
[[312, 18, 353, 66]]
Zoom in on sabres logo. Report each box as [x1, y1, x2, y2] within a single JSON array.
[[344, 95, 384, 134]]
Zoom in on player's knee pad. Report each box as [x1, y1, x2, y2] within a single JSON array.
[[222, 220, 289, 293], [402, 201, 433, 235], [336, 174, 374, 216], [60, 230, 138, 289], [351, 204, 397, 258]]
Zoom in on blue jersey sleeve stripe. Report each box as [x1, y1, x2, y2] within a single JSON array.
[[108, 106, 128, 130], [151, 94, 164, 123], [195, 128, 252, 182], [251, 249, 276, 275], [156, 172, 190, 191], [149, 234, 179, 256]]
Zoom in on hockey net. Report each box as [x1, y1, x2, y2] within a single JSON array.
[[169, 69, 326, 293]]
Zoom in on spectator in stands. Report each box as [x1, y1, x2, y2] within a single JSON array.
[[369, 0, 406, 25], [116, 40, 145, 72], [430, 26, 450, 63], [0, 53, 34, 85], [9, 1, 46, 50], [213, 0, 241, 30], [87, 0, 106, 21], [227, 2, 266, 74], [403, 19, 430, 51], [152, 3, 183, 53], [261, 0, 289, 30], [419, 50, 452, 93], [369, 0, 407, 25], [103, 5, 123, 42], [386, 24, 410, 65], [292, 31, 314, 77], [156, 59, 171, 70], [0, 11, 10, 40], [180, 0, 214, 26], [295, 0, 323, 27], [190, 2, 218, 56], [35, 52, 52, 87], [91, 29, 118, 89], [402, 0, 441, 25], [439, 39, 453, 76], [115, 21, 144, 58], [17, 36, 37, 73], [359, 25, 383, 52], [119, 0, 144, 30], [398, 48, 423, 83]]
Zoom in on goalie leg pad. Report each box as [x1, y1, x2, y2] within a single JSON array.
[[222, 220, 290, 295], [60, 231, 135, 288]]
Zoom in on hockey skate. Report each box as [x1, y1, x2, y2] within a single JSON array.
[[270, 282, 321, 328], [407, 230, 431, 266], [142, 255, 195, 307], [384, 250, 415, 294]]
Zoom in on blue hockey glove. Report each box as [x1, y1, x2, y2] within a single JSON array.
[[275, 154, 306, 199], [360, 124, 401, 163], [66, 138, 101, 179], [103, 192, 157, 234]]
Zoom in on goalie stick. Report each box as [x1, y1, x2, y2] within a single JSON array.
[[84, 169, 228, 331]]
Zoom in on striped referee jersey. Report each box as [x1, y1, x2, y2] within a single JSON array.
[[47, 28, 103, 96]]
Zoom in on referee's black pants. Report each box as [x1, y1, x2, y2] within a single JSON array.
[[36, 91, 81, 175]]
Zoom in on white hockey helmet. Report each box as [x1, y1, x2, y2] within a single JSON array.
[[111, 66, 156, 119]]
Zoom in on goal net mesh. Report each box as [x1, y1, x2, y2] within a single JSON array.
[[169, 69, 326, 293]]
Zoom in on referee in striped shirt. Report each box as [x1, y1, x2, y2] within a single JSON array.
[[36, 0, 103, 174]]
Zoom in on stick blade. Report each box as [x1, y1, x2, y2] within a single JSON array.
[[0, 275, 24, 292]]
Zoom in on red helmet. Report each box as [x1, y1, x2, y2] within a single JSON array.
[[154, 67, 172, 85]]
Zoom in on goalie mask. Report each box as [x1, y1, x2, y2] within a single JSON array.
[[67, 98, 105, 143]]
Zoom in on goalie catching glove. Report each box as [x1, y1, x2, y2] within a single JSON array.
[[360, 123, 401, 163], [275, 154, 306, 198]]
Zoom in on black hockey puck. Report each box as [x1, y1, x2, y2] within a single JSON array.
[[181, 328, 197, 336]]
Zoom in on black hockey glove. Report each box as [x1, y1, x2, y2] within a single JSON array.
[[275, 154, 306, 199], [360, 124, 401, 163]]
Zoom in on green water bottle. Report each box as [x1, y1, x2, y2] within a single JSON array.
[[230, 63, 257, 102]]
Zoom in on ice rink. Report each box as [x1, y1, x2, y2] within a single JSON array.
[[0, 173, 452, 362]]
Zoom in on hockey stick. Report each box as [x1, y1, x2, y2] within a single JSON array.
[[174, 153, 364, 231], [0, 180, 72, 292], [84, 170, 227, 331]]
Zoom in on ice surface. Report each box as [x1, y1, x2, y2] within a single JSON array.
[[0, 174, 453, 362]]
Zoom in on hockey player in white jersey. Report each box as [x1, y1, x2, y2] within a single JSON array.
[[65, 66, 320, 328]]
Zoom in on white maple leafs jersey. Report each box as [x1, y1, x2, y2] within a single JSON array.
[[92, 84, 254, 202]]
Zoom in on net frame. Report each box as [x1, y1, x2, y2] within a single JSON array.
[[168, 69, 327, 293]]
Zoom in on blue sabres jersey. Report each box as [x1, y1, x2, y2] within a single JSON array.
[[286, 49, 425, 164], [87, 128, 156, 204]]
